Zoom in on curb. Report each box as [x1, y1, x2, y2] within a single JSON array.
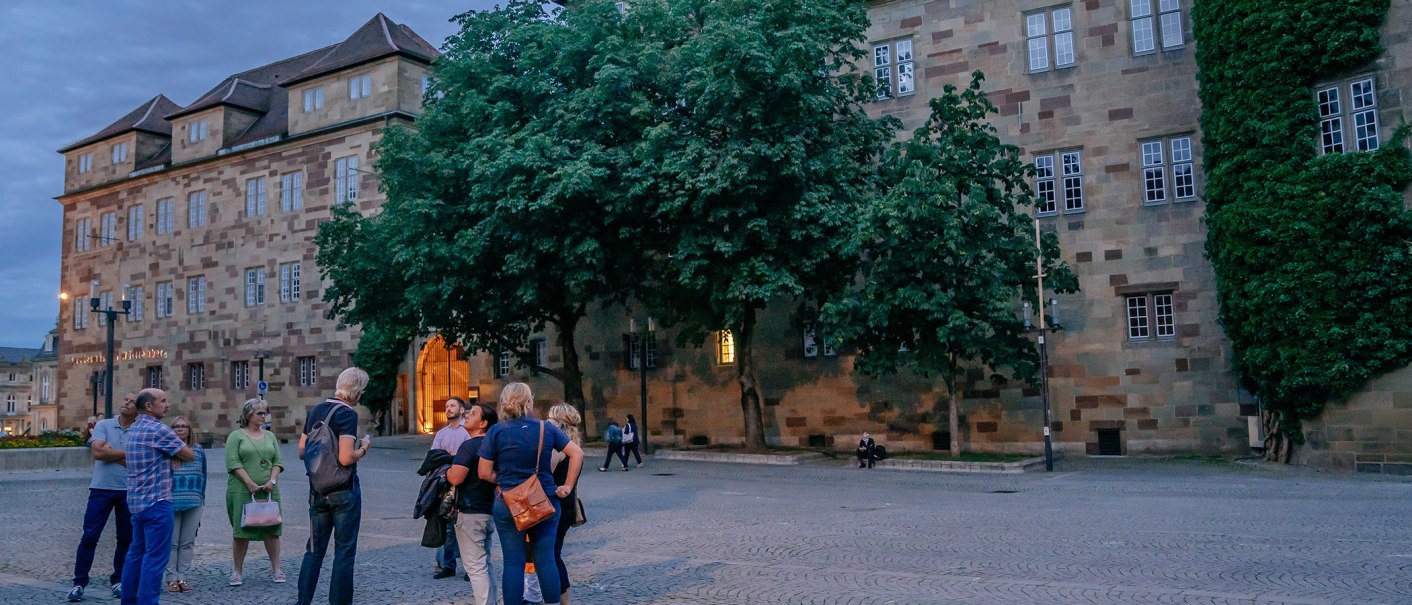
[[652, 449, 825, 465], [874, 454, 1052, 474], [0, 446, 91, 473]]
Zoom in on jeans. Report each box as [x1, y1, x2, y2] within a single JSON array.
[[119, 501, 173, 605], [601, 444, 627, 469], [166, 506, 202, 582], [436, 518, 459, 571], [453, 512, 497, 605], [492, 497, 561, 605], [297, 480, 361, 605], [73, 488, 132, 588]]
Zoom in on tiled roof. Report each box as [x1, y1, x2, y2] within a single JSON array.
[[0, 347, 40, 365], [282, 13, 437, 87], [58, 95, 182, 153], [167, 78, 273, 119]]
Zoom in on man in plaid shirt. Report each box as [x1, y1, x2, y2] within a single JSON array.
[[120, 389, 194, 605]]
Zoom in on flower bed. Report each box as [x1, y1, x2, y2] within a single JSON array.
[[0, 431, 86, 449]]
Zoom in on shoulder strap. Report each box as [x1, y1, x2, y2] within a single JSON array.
[[533, 421, 545, 473], [319, 399, 347, 427]]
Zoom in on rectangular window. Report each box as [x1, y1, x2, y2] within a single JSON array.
[[77, 153, 94, 173], [111, 143, 128, 164], [803, 324, 819, 358], [1126, 292, 1176, 341], [99, 212, 116, 246], [187, 191, 207, 228], [73, 298, 87, 330], [1026, 6, 1074, 73], [1318, 77, 1380, 154], [1131, 0, 1183, 54], [245, 177, 266, 216], [335, 156, 360, 202], [298, 356, 318, 387], [128, 286, 143, 321], [127, 205, 144, 241], [146, 366, 163, 389], [244, 267, 266, 307], [717, 330, 736, 365], [187, 363, 206, 391], [280, 172, 304, 212], [1349, 78, 1379, 152], [533, 339, 549, 369], [628, 333, 657, 369], [496, 350, 512, 378], [349, 74, 372, 100], [186, 276, 207, 314], [188, 119, 208, 143], [302, 87, 324, 112], [75, 218, 92, 252], [1034, 150, 1083, 214], [156, 198, 174, 234], [232, 361, 250, 391], [156, 282, 174, 318], [1141, 135, 1196, 204], [279, 262, 301, 302], [871, 39, 915, 99]]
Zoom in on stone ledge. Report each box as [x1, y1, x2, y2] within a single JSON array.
[[874, 454, 1053, 474], [652, 449, 825, 465], [0, 446, 91, 473]]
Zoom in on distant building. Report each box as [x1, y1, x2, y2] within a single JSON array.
[[0, 345, 40, 435]]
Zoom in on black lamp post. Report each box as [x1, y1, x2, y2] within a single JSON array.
[[1023, 298, 1060, 472], [89, 371, 101, 417], [253, 348, 272, 400], [631, 317, 655, 455], [90, 281, 131, 418]]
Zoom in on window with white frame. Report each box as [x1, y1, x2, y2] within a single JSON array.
[[628, 333, 657, 369], [298, 356, 318, 387], [244, 267, 266, 306], [96, 292, 112, 326], [127, 205, 144, 241], [280, 172, 304, 211], [186, 276, 207, 314], [75, 217, 92, 252], [1140, 136, 1196, 205], [1125, 291, 1175, 340], [187, 191, 207, 228], [717, 330, 736, 365], [73, 298, 88, 330], [335, 156, 359, 202], [348, 74, 372, 100], [41, 373, 50, 402], [188, 119, 208, 143], [156, 282, 174, 318], [99, 212, 116, 246], [245, 177, 266, 216], [128, 286, 144, 321], [77, 153, 94, 173], [872, 39, 915, 99], [534, 339, 549, 369], [111, 142, 128, 164], [156, 198, 174, 234], [6, 395, 14, 414], [1026, 6, 1075, 73], [302, 87, 324, 112], [279, 262, 301, 302], [1318, 77, 1379, 154], [1034, 150, 1084, 214], [803, 324, 820, 358], [187, 363, 206, 390], [146, 366, 164, 389], [1130, 0, 1184, 54], [232, 360, 250, 391], [496, 350, 512, 378]]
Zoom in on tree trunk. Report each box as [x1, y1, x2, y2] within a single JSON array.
[[556, 312, 586, 409], [736, 308, 768, 450], [946, 372, 960, 457], [1261, 408, 1293, 463]]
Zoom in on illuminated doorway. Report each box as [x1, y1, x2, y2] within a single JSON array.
[[416, 335, 470, 434]]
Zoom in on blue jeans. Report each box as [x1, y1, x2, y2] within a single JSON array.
[[297, 480, 362, 605], [436, 519, 459, 570], [73, 488, 132, 587], [119, 500, 173, 605], [492, 497, 561, 605]]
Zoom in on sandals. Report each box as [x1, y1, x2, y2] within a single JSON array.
[[273, 570, 287, 584], [167, 580, 192, 593]]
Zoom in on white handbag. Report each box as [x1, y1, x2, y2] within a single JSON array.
[[241, 493, 282, 528]]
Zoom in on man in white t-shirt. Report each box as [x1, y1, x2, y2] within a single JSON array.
[[430, 397, 469, 579]]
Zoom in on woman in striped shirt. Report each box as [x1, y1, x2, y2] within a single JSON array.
[[166, 416, 207, 593]]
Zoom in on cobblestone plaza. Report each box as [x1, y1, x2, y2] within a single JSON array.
[[2, 438, 1410, 604]]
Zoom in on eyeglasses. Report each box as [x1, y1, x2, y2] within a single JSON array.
[[172, 425, 190, 429]]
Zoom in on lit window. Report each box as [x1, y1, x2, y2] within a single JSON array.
[[188, 119, 208, 143], [127, 205, 144, 241], [302, 87, 324, 112], [156, 198, 175, 234], [186, 277, 207, 314], [1126, 292, 1175, 340], [871, 39, 915, 99], [1130, 0, 1183, 54], [245, 268, 266, 307], [245, 177, 266, 216], [335, 156, 360, 202], [1141, 136, 1196, 204], [280, 172, 304, 212], [717, 330, 736, 365], [1026, 6, 1075, 73], [1034, 150, 1083, 215], [187, 191, 207, 228], [349, 74, 372, 100], [279, 262, 301, 302]]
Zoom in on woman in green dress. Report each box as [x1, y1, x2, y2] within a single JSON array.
[[225, 397, 284, 586]]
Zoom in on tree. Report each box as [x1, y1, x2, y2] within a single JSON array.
[[822, 74, 1078, 457], [633, 0, 897, 449]]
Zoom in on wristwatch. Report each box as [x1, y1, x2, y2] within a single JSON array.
[[271, 479, 278, 486]]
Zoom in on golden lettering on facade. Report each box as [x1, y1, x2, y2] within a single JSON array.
[[68, 348, 169, 365]]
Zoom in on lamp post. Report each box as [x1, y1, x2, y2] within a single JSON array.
[[253, 348, 272, 400], [630, 317, 655, 455], [90, 281, 131, 418], [1022, 220, 1062, 472], [89, 371, 101, 417]]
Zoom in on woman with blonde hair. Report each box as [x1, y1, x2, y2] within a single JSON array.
[[547, 402, 584, 605], [165, 416, 206, 593], [477, 383, 584, 605], [224, 398, 284, 586]]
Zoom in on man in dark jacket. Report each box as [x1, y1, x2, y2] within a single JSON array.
[[857, 432, 876, 469]]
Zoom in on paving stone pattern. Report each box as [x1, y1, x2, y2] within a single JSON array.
[[2, 438, 1410, 604]]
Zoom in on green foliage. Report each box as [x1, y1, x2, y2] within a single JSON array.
[[351, 322, 414, 422], [0, 430, 85, 449], [1194, 0, 1412, 439]]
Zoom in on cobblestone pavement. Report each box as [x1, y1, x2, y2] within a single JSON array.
[[3, 438, 1411, 604]]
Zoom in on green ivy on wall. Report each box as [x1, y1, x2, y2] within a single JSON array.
[[1193, 0, 1412, 460]]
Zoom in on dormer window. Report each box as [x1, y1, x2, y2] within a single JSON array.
[[188, 119, 208, 143], [349, 74, 371, 100], [77, 153, 94, 173], [303, 87, 324, 112], [111, 143, 128, 164]]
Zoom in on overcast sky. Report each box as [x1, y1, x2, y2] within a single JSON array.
[[0, 1, 509, 348]]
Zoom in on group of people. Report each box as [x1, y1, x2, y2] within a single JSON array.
[[67, 368, 374, 605], [68, 369, 587, 605], [597, 414, 643, 472]]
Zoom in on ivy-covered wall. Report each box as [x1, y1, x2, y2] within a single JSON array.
[[1193, 0, 1412, 463]]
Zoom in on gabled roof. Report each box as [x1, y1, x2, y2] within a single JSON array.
[[58, 95, 181, 153], [0, 347, 40, 365], [282, 13, 438, 87], [166, 78, 273, 119]]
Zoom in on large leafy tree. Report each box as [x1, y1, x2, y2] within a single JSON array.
[[823, 75, 1078, 456], [317, 0, 657, 407], [632, 0, 897, 449]]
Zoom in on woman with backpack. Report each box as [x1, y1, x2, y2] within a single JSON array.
[[597, 419, 628, 472]]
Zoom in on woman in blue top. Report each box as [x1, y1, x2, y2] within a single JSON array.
[[477, 383, 584, 605], [166, 416, 206, 593]]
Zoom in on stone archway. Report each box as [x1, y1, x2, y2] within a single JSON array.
[[415, 335, 469, 434]]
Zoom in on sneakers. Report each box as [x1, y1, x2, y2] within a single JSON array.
[[228, 571, 243, 586], [432, 568, 456, 580], [621, 466, 630, 471], [66, 585, 83, 602], [273, 570, 287, 584], [110, 584, 121, 599], [637, 462, 644, 468], [597, 467, 606, 472]]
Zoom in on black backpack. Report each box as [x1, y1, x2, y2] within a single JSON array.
[[873, 444, 888, 461], [305, 400, 354, 495]]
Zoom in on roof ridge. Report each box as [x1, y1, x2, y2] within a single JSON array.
[[378, 13, 398, 51], [134, 95, 163, 128]]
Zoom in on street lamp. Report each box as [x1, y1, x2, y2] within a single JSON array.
[[253, 348, 273, 400], [90, 280, 131, 418], [89, 371, 101, 417], [1022, 220, 1061, 472], [629, 317, 655, 455]]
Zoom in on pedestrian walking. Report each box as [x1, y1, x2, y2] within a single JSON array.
[[430, 397, 470, 579], [68, 393, 137, 602], [225, 398, 284, 586], [547, 403, 584, 605], [165, 416, 206, 593], [622, 413, 643, 468], [597, 419, 628, 472], [119, 388, 196, 605], [477, 382, 584, 605], [446, 402, 500, 605], [296, 367, 372, 605]]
